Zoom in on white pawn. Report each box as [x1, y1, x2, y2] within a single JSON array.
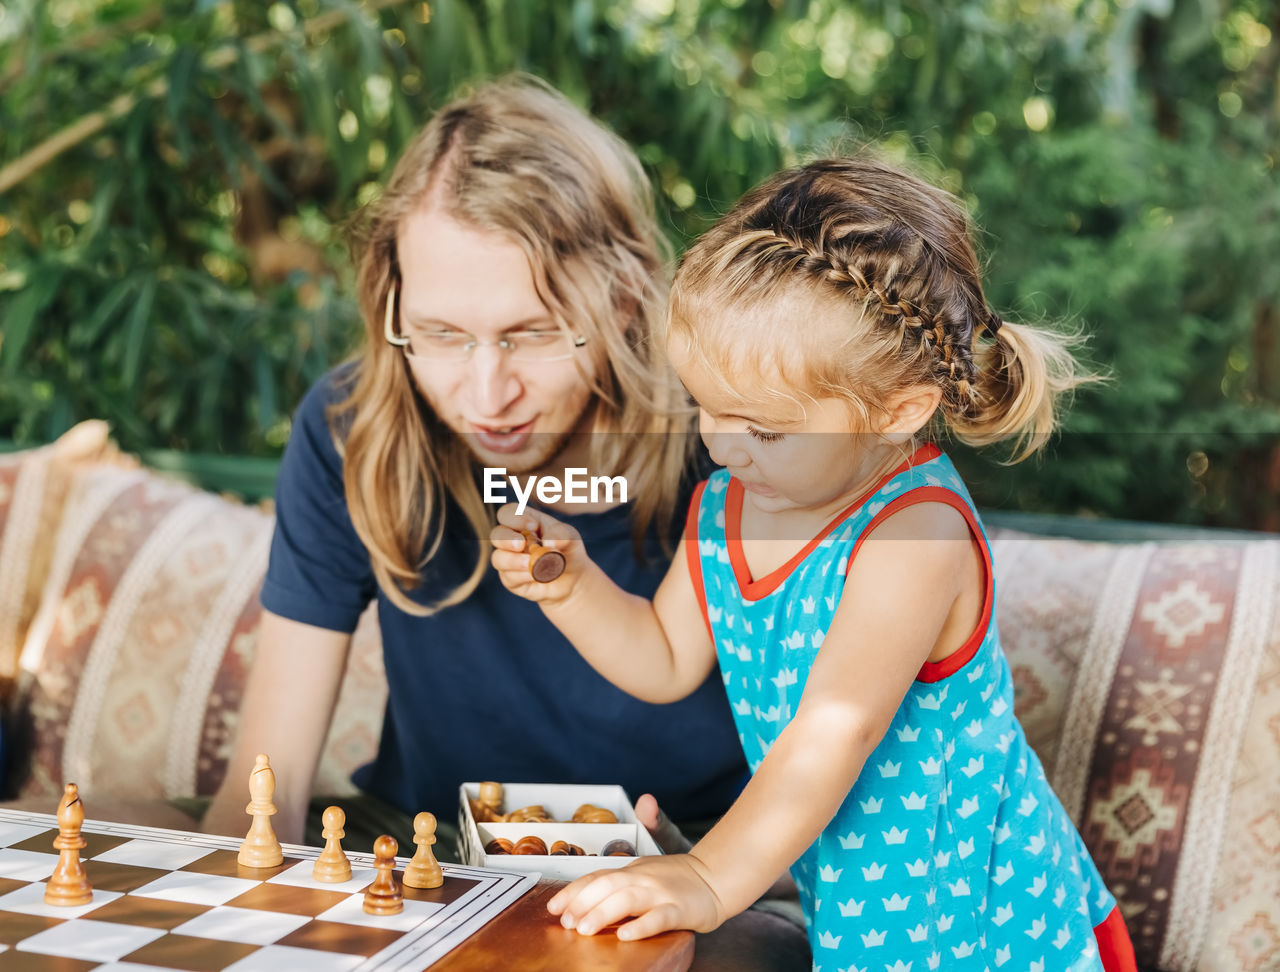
[[402, 812, 444, 889], [312, 806, 352, 883], [238, 753, 283, 868]]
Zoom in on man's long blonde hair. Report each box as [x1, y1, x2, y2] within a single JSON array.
[[334, 75, 692, 615]]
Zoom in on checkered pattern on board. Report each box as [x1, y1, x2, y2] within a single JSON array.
[[0, 812, 533, 971]]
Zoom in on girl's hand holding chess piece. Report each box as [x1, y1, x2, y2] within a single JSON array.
[[489, 509, 592, 605]]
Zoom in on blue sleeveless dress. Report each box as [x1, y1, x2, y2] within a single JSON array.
[[687, 445, 1121, 971]]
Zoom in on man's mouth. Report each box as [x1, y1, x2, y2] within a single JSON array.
[[469, 420, 536, 454]]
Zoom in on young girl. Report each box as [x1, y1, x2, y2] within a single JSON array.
[[491, 156, 1136, 970]]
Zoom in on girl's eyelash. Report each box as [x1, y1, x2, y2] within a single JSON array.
[[747, 427, 785, 443]]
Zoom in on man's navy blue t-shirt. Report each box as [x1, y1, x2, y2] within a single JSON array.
[[261, 369, 748, 822]]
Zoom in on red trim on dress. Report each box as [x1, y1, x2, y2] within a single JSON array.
[[725, 443, 942, 602], [684, 480, 713, 642], [1094, 906, 1138, 971], [842, 486, 994, 683]]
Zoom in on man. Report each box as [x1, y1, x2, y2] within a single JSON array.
[[202, 76, 807, 970]]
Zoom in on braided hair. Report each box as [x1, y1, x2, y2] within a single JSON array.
[[667, 156, 1085, 459]]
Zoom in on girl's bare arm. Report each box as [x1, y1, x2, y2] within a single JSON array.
[[490, 505, 716, 703]]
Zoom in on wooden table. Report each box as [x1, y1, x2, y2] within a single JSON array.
[[0, 805, 695, 970], [434, 879, 694, 971]]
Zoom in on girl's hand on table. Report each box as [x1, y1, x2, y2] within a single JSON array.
[[547, 852, 727, 940]]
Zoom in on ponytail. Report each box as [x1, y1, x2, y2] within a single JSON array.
[[947, 317, 1093, 463]]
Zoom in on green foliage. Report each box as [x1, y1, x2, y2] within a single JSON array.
[[2, 0, 1278, 526]]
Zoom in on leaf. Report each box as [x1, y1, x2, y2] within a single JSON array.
[[80, 179, 123, 247], [253, 345, 277, 433], [165, 45, 200, 164], [169, 277, 212, 342], [199, 350, 228, 449], [155, 387, 185, 436], [121, 276, 157, 390], [1, 267, 64, 374], [46, 388, 73, 439], [571, 0, 596, 57], [73, 276, 137, 349], [205, 109, 245, 191]]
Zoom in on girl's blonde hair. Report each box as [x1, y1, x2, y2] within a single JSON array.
[[668, 156, 1087, 459], [335, 75, 692, 615]]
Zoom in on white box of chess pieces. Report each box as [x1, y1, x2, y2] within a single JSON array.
[[458, 782, 663, 881]]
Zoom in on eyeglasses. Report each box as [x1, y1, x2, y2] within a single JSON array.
[[383, 281, 587, 363]]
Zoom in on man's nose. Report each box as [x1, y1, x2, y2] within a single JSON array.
[[468, 344, 521, 416]]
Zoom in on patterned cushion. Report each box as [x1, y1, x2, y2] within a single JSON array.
[[9, 463, 384, 804], [9, 454, 1279, 970], [991, 528, 1280, 972], [0, 422, 130, 692]]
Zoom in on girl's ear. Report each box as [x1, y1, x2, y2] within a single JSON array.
[[879, 385, 943, 444]]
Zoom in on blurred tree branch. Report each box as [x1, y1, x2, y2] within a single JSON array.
[[0, 8, 166, 90], [0, 0, 411, 195]]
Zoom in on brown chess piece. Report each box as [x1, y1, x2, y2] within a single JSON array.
[[571, 803, 618, 824], [45, 783, 92, 906], [512, 835, 549, 855], [312, 806, 352, 883], [521, 529, 566, 582], [403, 812, 444, 889], [470, 781, 505, 823], [363, 834, 404, 915], [505, 804, 551, 823], [238, 753, 283, 868]]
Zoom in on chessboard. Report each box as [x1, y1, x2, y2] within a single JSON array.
[[0, 808, 537, 971]]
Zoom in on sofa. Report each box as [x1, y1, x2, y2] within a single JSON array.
[[1, 423, 1277, 972]]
